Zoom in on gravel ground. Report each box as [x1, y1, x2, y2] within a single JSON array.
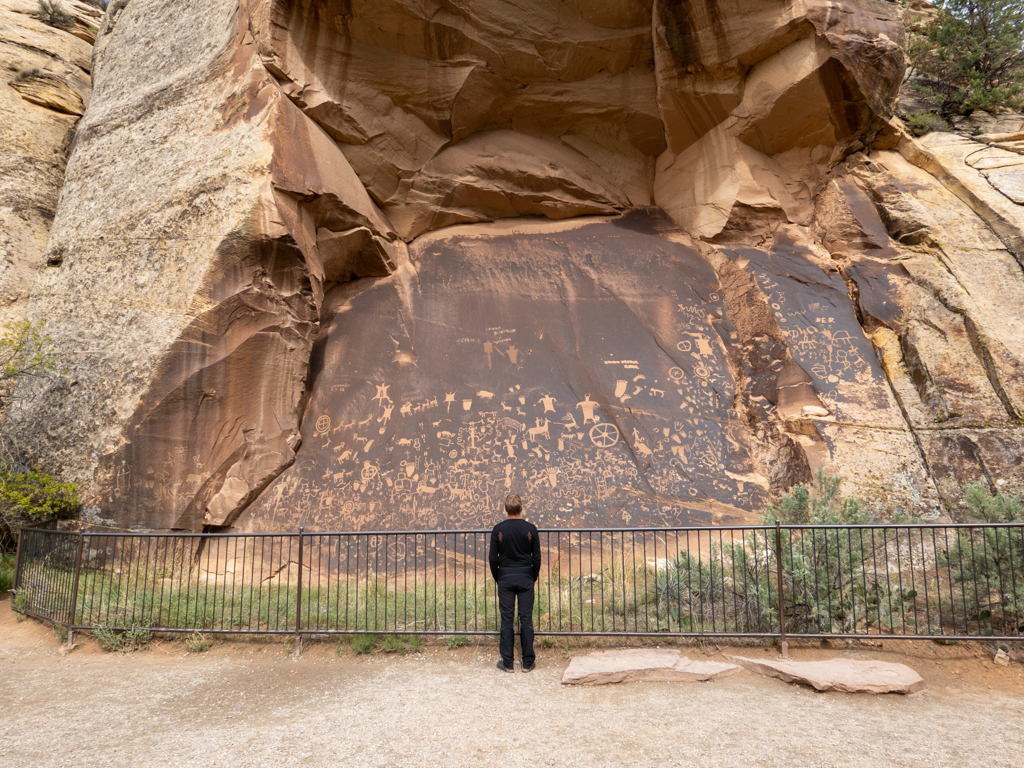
[[1, 601, 1022, 768]]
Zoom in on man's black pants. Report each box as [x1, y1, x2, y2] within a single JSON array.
[[497, 571, 535, 667]]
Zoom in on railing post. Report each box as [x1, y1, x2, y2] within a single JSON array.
[[12, 526, 24, 592], [294, 527, 304, 657], [66, 527, 86, 645], [775, 520, 788, 658]]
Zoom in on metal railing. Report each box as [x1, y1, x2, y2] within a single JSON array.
[[11, 523, 1024, 643]]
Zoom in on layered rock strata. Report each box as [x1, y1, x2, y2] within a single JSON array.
[[5, 0, 1023, 532], [0, 0, 98, 328]]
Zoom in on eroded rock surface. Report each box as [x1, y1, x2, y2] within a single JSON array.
[[562, 649, 741, 685], [726, 654, 926, 694], [4, 0, 1023, 532]]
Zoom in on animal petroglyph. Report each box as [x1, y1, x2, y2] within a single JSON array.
[[528, 418, 550, 441]]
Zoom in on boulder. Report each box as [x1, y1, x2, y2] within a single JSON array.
[[562, 649, 741, 686], [725, 655, 925, 694]]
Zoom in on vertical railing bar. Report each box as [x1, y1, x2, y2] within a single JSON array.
[[226, 536, 237, 632], [66, 527, 85, 631], [963, 528, 975, 634], [202, 535, 214, 632], [843, 525, 855, 635], [857, 528, 867, 635], [944, 527, 956, 636], [775, 521, 787, 656], [829, 529, 840, 634], [12, 527, 24, 592], [895, 527, 906, 635], [598, 530, 606, 633], [588, 531, 594, 632], [1009, 526, 1020, 637], [729, 529, 738, 634], [156, 533, 169, 630], [641, 532, 649, 632], [257, 535, 267, 631], [903, 527, 914, 636], [990, 527, 1004, 637], [919, 528, 931, 636], [295, 527, 304, 643]]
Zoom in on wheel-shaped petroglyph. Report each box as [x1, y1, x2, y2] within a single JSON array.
[[315, 415, 331, 435], [589, 422, 620, 448], [360, 464, 379, 481]]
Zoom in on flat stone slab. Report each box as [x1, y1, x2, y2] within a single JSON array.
[[725, 655, 925, 694], [561, 649, 741, 686]]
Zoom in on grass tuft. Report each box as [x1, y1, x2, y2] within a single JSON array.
[[185, 632, 212, 653]]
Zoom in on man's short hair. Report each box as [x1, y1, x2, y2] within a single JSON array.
[[504, 493, 522, 515]]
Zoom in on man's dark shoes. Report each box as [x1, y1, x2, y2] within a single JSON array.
[[496, 660, 514, 673], [522, 663, 535, 672]]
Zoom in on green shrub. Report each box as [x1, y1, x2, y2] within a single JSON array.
[[93, 625, 151, 652], [406, 634, 424, 653], [350, 634, 377, 655], [445, 634, 468, 649], [37, 0, 75, 29], [0, 553, 14, 593], [906, 110, 944, 136], [12, 591, 29, 615], [54, 624, 68, 643], [381, 635, 406, 654]]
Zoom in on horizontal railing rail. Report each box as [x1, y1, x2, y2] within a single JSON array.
[[11, 523, 1024, 644]]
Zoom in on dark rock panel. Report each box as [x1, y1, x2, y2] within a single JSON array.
[[244, 212, 769, 530]]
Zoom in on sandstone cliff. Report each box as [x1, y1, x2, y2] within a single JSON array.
[[4, 0, 1023, 531]]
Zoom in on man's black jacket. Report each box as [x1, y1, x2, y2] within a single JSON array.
[[488, 517, 541, 582]]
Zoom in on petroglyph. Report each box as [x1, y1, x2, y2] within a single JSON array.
[[241, 214, 905, 532]]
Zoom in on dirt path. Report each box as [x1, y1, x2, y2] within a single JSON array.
[[1, 600, 1022, 768]]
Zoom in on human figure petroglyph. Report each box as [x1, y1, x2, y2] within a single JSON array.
[[506, 344, 520, 365], [445, 392, 456, 413], [372, 383, 392, 405], [538, 394, 556, 413], [484, 341, 494, 369], [577, 394, 600, 424]]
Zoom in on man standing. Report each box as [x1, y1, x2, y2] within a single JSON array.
[[489, 493, 541, 672]]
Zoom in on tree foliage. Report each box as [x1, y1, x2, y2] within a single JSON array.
[[906, 0, 1024, 117], [0, 320, 61, 411], [945, 482, 1024, 626], [0, 321, 78, 549]]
